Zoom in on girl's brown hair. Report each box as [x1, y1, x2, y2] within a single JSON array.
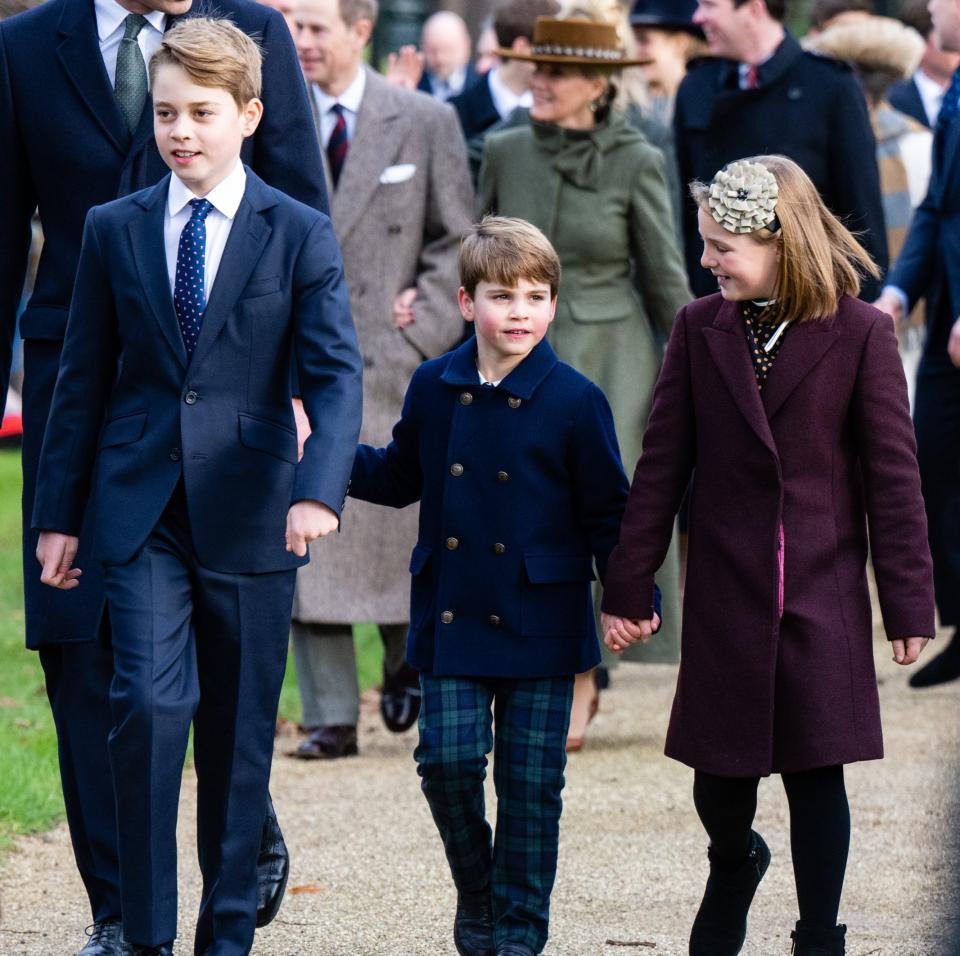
[[691, 154, 880, 324]]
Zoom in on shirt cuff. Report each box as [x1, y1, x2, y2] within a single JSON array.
[[883, 285, 910, 319]]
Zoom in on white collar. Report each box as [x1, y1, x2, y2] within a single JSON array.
[[477, 367, 503, 387], [314, 66, 367, 117], [94, 0, 165, 41], [487, 67, 532, 116], [915, 68, 947, 100], [167, 160, 247, 219]]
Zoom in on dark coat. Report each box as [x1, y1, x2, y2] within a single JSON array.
[[349, 337, 643, 679], [602, 293, 935, 776], [0, 0, 327, 647], [889, 76, 930, 129], [450, 73, 500, 142], [674, 34, 888, 300], [418, 63, 479, 100], [32, 171, 362, 574]]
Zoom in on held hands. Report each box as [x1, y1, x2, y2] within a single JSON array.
[[601, 611, 662, 653], [891, 637, 929, 666], [36, 531, 82, 589], [873, 291, 904, 325], [285, 501, 339, 557], [393, 287, 418, 329]]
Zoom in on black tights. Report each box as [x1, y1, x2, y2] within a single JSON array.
[[693, 765, 850, 929]]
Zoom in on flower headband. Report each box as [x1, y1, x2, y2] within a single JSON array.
[[708, 161, 780, 234]]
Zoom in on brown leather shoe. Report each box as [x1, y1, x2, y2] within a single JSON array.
[[294, 724, 358, 760]]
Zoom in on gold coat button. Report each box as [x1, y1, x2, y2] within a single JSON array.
[[460, 392, 474, 405], [488, 614, 502, 626], [493, 543, 506, 555], [507, 396, 522, 408], [441, 611, 454, 624], [497, 471, 509, 482], [450, 463, 465, 477], [446, 537, 460, 550]]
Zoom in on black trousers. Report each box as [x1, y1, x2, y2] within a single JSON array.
[[693, 766, 850, 928]]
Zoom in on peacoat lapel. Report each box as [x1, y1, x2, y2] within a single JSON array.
[[56, 0, 130, 155], [760, 313, 839, 420], [128, 175, 188, 368], [331, 68, 412, 243]]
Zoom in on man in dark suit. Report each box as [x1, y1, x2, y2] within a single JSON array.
[[889, 0, 960, 129], [416, 9, 476, 101], [0, 0, 327, 950], [875, 0, 960, 691], [674, 0, 887, 300]]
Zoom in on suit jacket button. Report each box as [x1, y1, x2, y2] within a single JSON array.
[[169, 448, 181, 462], [460, 392, 474, 405], [184, 389, 199, 405], [450, 462, 464, 477], [446, 536, 460, 550], [497, 470, 509, 482], [493, 542, 506, 555], [488, 614, 502, 626], [507, 396, 521, 408], [441, 610, 454, 624]]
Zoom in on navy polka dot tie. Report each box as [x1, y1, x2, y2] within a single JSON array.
[[174, 198, 213, 357]]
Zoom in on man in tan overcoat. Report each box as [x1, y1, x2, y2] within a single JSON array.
[[291, 0, 473, 757]]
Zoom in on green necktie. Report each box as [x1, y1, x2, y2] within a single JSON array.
[[115, 13, 148, 135]]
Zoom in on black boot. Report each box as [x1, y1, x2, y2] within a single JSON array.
[[790, 921, 846, 954], [689, 830, 771, 956], [909, 630, 960, 688], [454, 888, 495, 956]]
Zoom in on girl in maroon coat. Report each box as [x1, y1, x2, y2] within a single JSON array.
[[600, 156, 936, 956]]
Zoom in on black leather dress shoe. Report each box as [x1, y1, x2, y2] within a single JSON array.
[[294, 724, 359, 759], [495, 945, 537, 956], [381, 663, 421, 733], [454, 889, 494, 956], [122, 943, 173, 956], [76, 921, 124, 956], [909, 631, 960, 688], [256, 793, 290, 928]]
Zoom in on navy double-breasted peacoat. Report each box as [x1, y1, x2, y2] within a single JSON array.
[[349, 337, 645, 679], [602, 294, 935, 777]]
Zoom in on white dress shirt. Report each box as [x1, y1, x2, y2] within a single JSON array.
[[164, 160, 247, 303], [429, 66, 468, 101], [312, 67, 366, 148], [914, 69, 947, 128], [486, 68, 532, 121], [94, 0, 166, 88]]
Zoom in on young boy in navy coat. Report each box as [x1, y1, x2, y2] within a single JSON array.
[[350, 216, 659, 956], [31, 19, 361, 956]]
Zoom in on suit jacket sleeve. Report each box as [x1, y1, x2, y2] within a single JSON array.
[[601, 305, 696, 618], [253, 8, 330, 215], [291, 214, 363, 513], [31, 209, 119, 534], [852, 313, 936, 640], [0, 25, 35, 412], [349, 368, 424, 508], [400, 103, 474, 361], [827, 71, 888, 297], [887, 161, 941, 308]]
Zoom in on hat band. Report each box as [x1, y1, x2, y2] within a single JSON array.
[[532, 43, 626, 60]]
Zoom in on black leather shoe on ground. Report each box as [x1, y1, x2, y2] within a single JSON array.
[[909, 631, 960, 688], [122, 943, 173, 956], [454, 888, 495, 956], [688, 830, 771, 956], [381, 663, 421, 733], [495, 945, 537, 956], [294, 724, 359, 759], [255, 793, 290, 928], [76, 920, 124, 956], [790, 921, 846, 954]]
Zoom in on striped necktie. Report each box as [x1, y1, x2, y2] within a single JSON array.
[[327, 103, 349, 188]]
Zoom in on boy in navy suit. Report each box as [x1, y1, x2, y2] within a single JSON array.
[[32, 18, 361, 956], [349, 217, 659, 956]]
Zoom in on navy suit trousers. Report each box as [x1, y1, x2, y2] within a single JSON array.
[[103, 485, 294, 954]]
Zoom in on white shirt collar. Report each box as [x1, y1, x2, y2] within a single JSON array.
[[94, 0, 165, 42], [167, 160, 247, 219], [314, 66, 367, 118], [477, 368, 503, 387], [486, 67, 532, 119]]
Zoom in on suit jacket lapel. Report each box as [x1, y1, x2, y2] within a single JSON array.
[[56, 0, 129, 154], [702, 301, 778, 456], [127, 176, 188, 367], [761, 315, 839, 420]]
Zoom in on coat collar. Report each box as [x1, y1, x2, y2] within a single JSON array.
[[716, 31, 803, 92], [440, 336, 559, 400]]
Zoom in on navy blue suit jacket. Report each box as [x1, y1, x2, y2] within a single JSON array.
[[417, 63, 479, 100], [449, 73, 500, 142], [350, 337, 648, 679], [889, 76, 930, 129], [32, 170, 362, 574]]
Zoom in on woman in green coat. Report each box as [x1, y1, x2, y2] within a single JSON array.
[[478, 14, 692, 748]]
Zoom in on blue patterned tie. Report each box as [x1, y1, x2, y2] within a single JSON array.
[[174, 198, 213, 357]]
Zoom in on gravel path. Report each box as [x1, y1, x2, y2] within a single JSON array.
[[1, 630, 958, 956]]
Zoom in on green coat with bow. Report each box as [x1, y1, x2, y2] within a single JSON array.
[[478, 111, 692, 662]]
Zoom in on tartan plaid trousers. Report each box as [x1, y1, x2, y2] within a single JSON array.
[[415, 674, 574, 953]]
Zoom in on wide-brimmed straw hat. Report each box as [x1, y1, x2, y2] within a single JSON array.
[[497, 16, 647, 68]]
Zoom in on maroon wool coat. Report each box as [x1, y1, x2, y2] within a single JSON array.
[[602, 293, 935, 777]]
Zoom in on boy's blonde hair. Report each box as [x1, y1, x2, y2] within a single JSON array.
[[459, 216, 561, 298], [691, 155, 880, 325], [149, 17, 263, 109]]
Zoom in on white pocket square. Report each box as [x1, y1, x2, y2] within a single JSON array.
[[379, 163, 417, 184]]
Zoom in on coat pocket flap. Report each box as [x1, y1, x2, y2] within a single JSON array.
[[238, 413, 297, 463], [239, 275, 282, 301], [523, 552, 595, 584], [99, 411, 147, 448], [409, 544, 432, 575], [561, 293, 635, 325]]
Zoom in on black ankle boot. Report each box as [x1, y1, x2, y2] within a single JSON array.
[[790, 921, 846, 954], [688, 830, 771, 956], [454, 887, 495, 956]]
